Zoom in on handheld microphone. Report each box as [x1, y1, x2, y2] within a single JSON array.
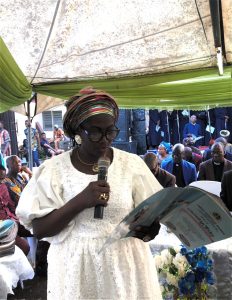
[[94, 156, 110, 219]]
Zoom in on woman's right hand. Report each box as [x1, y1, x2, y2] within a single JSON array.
[[78, 180, 110, 209]]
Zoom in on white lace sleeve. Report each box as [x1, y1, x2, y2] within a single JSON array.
[[16, 156, 75, 244], [132, 155, 163, 207]]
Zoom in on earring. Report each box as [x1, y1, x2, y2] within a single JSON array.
[[74, 135, 82, 145]]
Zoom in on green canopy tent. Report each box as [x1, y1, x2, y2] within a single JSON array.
[[0, 0, 232, 168], [1, 37, 231, 113]]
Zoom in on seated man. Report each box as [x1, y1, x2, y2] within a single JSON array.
[[40, 132, 64, 158], [183, 115, 201, 147], [161, 143, 197, 187], [53, 125, 64, 150], [183, 137, 202, 156], [143, 152, 176, 187], [198, 142, 232, 182], [203, 137, 232, 162], [184, 147, 202, 171]]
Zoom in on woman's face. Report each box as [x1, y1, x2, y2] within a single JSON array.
[[79, 114, 118, 157], [158, 146, 166, 156]]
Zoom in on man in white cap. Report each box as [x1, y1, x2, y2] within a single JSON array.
[[53, 124, 64, 150]]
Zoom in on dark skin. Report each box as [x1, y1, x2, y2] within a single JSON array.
[[32, 114, 160, 241], [0, 169, 6, 183], [211, 143, 225, 164], [7, 156, 32, 179], [172, 144, 185, 164]]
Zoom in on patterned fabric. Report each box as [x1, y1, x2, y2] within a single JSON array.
[[4, 174, 28, 207], [76, 100, 116, 127], [0, 183, 17, 221], [17, 148, 163, 299], [63, 90, 119, 138]]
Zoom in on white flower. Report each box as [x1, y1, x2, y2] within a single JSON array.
[[154, 255, 163, 269], [178, 264, 187, 278], [174, 246, 180, 254], [172, 253, 189, 277], [173, 253, 188, 266], [160, 249, 173, 266], [166, 273, 178, 287]]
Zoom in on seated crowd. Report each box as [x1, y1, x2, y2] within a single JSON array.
[[0, 156, 49, 276], [143, 135, 232, 211]]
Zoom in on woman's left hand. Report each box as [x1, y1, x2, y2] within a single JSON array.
[[130, 221, 161, 242]]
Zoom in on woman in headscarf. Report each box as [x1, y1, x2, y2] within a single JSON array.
[[16, 88, 163, 299], [157, 142, 171, 165]]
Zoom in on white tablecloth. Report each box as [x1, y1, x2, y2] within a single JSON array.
[[150, 225, 232, 300], [0, 246, 34, 300]]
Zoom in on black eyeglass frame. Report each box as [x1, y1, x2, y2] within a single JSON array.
[[80, 125, 120, 142]]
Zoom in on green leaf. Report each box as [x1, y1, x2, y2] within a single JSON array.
[[169, 247, 176, 256]]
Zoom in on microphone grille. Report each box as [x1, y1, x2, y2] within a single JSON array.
[[98, 157, 110, 169]]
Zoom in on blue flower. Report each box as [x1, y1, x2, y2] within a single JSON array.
[[195, 270, 205, 282], [196, 260, 207, 269], [178, 275, 196, 295], [195, 247, 202, 255], [200, 246, 207, 255], [185, 272, 195, 282], [206, 271, 214, 285], [207, 259, 213, 267], [180, 246, 187, 255]]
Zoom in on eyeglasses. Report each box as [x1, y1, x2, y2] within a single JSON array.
[[81, 125, 120, 142]]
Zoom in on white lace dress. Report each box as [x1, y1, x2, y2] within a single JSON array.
[[16, 148, 163, 300]]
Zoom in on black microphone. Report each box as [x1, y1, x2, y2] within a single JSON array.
[[94, 157, 110, 219]]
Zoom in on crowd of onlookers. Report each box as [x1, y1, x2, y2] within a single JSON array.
[[0, 119, 69, 168], [0, 120, 67, 276], [143, 135, 232, 211]]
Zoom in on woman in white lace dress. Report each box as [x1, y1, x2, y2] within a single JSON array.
[[16, 88, 163, 299]]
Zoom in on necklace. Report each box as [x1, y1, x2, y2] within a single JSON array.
[[76, 149, 99, 172]]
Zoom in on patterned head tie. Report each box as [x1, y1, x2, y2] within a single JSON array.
[[63, 87, 119, 138]]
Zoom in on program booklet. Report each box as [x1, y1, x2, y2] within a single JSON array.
[[100, 185, 232, 251]]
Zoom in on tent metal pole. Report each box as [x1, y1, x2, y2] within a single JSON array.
[[166, 112, 170, 143], [27, 100, 33, 170], [176, 111, 180, 143], [207, 109, 212, 139]]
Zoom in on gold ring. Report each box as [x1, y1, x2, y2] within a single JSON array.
[[99, 193, 108, 201]]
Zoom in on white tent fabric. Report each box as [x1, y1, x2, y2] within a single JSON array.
[[0, 0, 231, 115], [1, 0, 231, 85]]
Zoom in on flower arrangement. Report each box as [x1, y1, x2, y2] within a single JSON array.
[[154, 246, 215, 300]]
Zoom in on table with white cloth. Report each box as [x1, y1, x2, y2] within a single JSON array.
[[0, 245, 34, 300], [150, 225, 232, 300]]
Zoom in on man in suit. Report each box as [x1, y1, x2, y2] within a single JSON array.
[[220, 170, 232, 211], [198, 142, 232, 182], [143, 152, 176, 188], [203, 137, 232, 162], [161, 143, 197, 187]]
